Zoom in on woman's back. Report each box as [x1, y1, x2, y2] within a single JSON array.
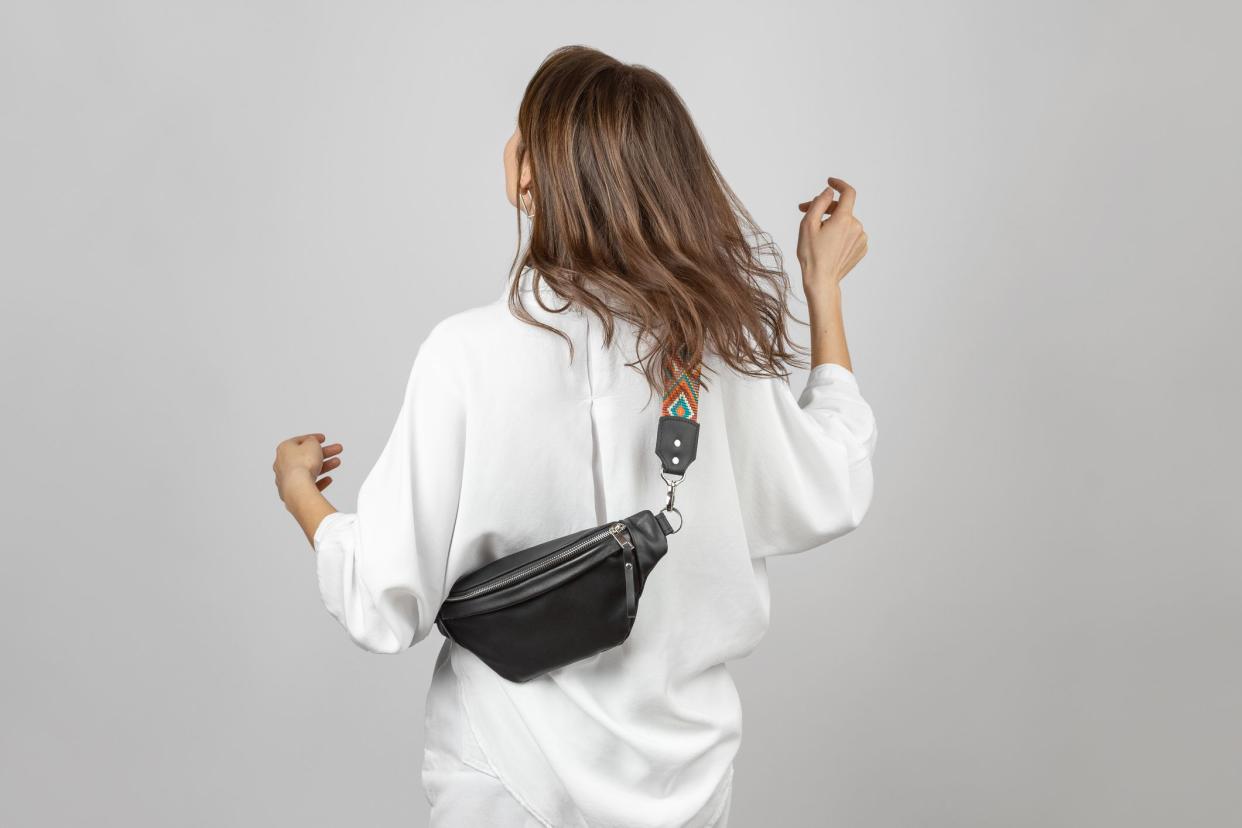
[[266, 42, 880, 828], [312, 271, 878, 826]]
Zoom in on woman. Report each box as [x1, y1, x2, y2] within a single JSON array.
[[273, 45, 875, 828]]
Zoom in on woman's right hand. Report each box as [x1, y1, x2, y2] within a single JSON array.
[[796, 177, 868, 302]]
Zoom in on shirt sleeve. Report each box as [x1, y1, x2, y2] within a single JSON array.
[[313, 326, 466, 653], [725, 361, 878, 559]]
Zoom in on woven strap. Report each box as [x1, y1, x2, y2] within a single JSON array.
[[655, 351, 701, 478], [660, 352, 702, 422]]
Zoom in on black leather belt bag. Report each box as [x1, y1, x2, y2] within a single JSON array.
[[433, 353, 702, 683]]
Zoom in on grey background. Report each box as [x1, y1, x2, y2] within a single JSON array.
[[2, 1, 1238, 825]]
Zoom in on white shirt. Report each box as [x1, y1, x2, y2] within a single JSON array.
[[313, 272, 878, 827]]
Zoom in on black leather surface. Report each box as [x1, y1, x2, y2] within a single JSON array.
[[625, 509, 668, 594], [437, 532, 620, 621], [655, 511, 674, 535], [443, 558, 632, 682], [446, 523, 603, 596], [654, 415, 699, 475], [434, 510, 670, 682]]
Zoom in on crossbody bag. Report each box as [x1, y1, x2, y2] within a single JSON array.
[[433, 352, 702, 683]]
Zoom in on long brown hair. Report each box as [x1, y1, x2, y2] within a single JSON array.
[[509, 45, 806, 393]]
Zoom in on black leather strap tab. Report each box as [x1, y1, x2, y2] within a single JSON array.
[[655, 415, 699, 476], [655, 511, 674, 535]]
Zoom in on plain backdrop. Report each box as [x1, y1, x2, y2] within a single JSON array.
[[2, 1, 1239, 826]]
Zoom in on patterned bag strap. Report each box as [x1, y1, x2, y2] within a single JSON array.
[[655, 350, 702, 476], [653, 350, 701, 535], [660, 351, 703, 422]]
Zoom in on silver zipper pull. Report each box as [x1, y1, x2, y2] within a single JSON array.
[[609, 522, 635, 551]]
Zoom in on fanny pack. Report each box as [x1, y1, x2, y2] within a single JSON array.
[[434, 353, 702, 683]]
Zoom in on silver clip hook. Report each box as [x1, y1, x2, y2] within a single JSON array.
[[660, 471, 686, 533]]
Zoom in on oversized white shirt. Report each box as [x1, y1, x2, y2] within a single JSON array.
[[313, 272, 878, 827]]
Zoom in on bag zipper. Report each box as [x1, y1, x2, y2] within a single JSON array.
[[445, 523, 629, 603]]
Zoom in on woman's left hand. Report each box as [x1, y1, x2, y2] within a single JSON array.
[[273, 433, 342, 505]]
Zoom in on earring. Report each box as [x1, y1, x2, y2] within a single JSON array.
[[520, 190, 536, 218]]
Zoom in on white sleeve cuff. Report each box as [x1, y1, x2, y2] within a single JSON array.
[[313, 511, 359, 627], [312, 510, 353, 550], [804, 362, 860, 391]]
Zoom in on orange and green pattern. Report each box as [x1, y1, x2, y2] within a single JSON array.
[[661, 353, 702, 421]]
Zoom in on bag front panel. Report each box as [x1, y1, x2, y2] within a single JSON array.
[[443, 547, 634, 682]]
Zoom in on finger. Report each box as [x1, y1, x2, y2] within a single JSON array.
[[800, 187, 838, 229], [316, 476, 334, 491], [320, 457, 342, 474], [827, 177, 856, 215], [797, 199, 838, 215], [293, 433, 326, 444], [322, 443, 344, 459]]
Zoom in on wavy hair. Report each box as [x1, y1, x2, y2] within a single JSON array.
[[508, 45, 807, 393]]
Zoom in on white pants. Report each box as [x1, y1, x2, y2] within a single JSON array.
[[424, 747, 734, 827]]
